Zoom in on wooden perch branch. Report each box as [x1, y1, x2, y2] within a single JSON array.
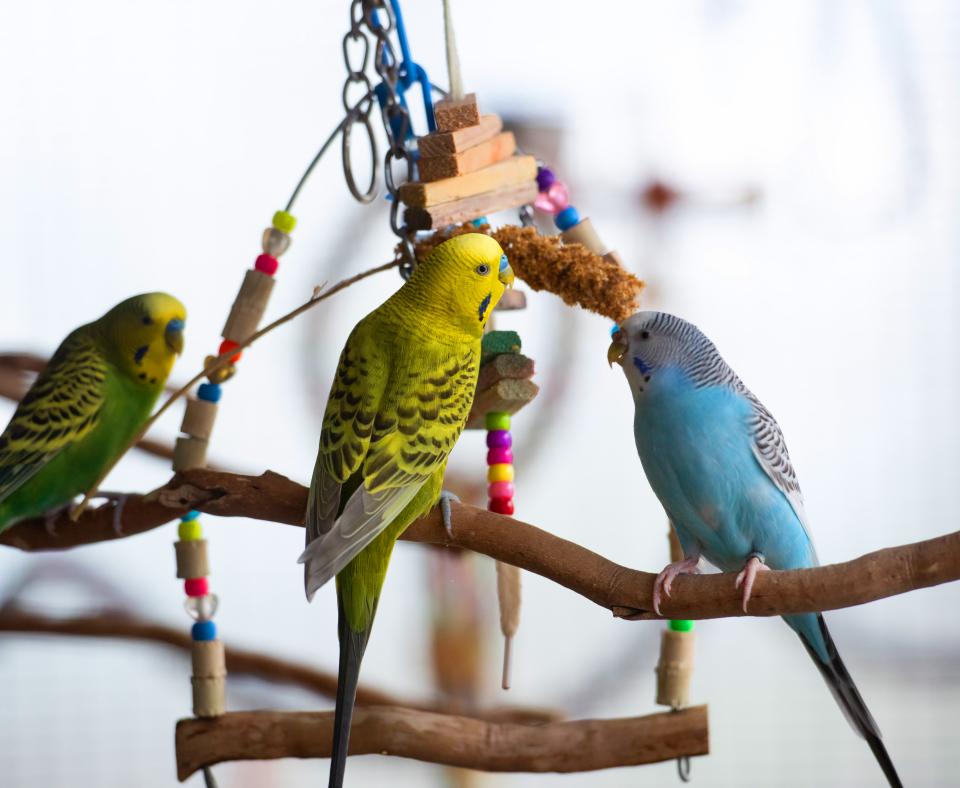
[[3, 469, 957, 621], [175, 706, 708, 780]]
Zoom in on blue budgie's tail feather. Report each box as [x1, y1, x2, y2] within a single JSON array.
[[790, 613, 903, 788]]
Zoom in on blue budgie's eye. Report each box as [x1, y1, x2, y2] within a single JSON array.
[[640, 330, 651, 340], [475, 263, 490, 275]]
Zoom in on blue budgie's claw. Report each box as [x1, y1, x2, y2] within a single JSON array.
[[652, 554, 701, 615], [734, 552, 770, 613]]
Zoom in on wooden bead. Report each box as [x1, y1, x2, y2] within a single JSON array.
[[175, 539, 210, 579], [192, 676, 226, 718], [560, 217, 608, 255], [221, 269, 275, 344], [181, 399, 217, 441], [655, 628, 696, 709], [173, 436, 208, 471], [204, 357, 236, 385], [192, 639, 226, 678]]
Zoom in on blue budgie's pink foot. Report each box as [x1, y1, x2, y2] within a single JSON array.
[[652, 555, 701, 615], [735, 553, 770, 612]]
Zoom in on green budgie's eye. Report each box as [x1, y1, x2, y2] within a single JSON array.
[[475, 263, 490, 275]]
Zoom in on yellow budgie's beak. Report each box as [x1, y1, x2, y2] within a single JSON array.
[[165, 318, 185, 355], [607, 330, 627, 367], [498, 254, 515, 288]]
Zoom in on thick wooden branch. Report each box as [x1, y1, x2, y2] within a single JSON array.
[[3, 469, 958, 621], [175, 706, 708, 780]]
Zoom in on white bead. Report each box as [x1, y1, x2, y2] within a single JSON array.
[[184, 593, 219, 621]]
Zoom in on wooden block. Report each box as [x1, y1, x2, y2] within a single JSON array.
[[656, 629, 695, 709], [419, 114, 502, 158], [560, 217, 608, 255], [175, 540, 210, 579], [192, 640, 227, 678], [603, 250, 624, 267], [475, 353, 535, 393], [466, 379, 539, 430], [222, 269, 275, 344], [404, 180, 538, 230], [400, 155, 535, 209], [181, 398, 217, 441], [433, 93, 480, 132], [173, 436, 208, 472], [418, 132, 516, 183], [192, 676, 226, 718]]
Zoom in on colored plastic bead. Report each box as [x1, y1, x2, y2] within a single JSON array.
[[204, 356, 237, 384], [555, 205, 580, 231], [486, 430, 512, 449], [197, 383, 222, 403], [489, 497, 514, 516], [185, 593, 219, 621], [471, 216, 488, 227], [669, 619, 695, 632], [485, 411, 511, 431], [255, 254, 279, 276], [534, 181, 569, 213], [261, 227, 291, 257], [185, 577, 209, 597], [486, 447, 513, 465], [487, 464, 514, 483], [181, 509, 200, 521], [536, 167, 556, 192], [192, 620, 217, 641], [178, 519, 204, 541], [272, 210, 297, 233], [218, 340, 242, 363], [488, 481, 515, 499]]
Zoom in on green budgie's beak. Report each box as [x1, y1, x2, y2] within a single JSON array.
[[607, 330, 627, 367], [165, 318, 185, 354], [498, 254, 515, 288]]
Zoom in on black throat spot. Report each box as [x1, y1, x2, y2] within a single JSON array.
[[478, 293, 491, 322]]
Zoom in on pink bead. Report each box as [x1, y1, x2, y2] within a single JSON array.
[[488, 481, 515, 499], [487, 447, 513, 465], [255, 254, 279, 275], [533, 181, 570, 214], [184, 577, 209, 597]]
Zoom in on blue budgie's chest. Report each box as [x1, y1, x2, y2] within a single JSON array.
[[633, 367, 804, 571]]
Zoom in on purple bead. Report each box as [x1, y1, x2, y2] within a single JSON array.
[[487, 447, 513, 465], [536, 167, 556, 193], [486, 430, 512, 449]]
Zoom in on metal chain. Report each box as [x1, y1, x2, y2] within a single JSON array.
[[340, 0, 378, 202]]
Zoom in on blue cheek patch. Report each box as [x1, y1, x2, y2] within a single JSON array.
[[134, 345, 149, 365], [478, 293, 492, 321], [499, 254, 509, 272], [633, 356, 652, 375]]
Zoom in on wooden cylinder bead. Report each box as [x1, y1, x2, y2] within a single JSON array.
[[180, 399, 218, 441], [192, 639, 226, 678], [655, 629, 696, 709], [602, 250, 624, 267], [496, 561, 521, 690], [560, 217, 607, 255], [173, 436, 208, 472], [221, 269, 275, 344], [175, 539, 210, 579], [191, 676, 226, 718]]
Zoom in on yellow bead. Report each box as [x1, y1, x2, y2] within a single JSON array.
[[179, 519, 203, 541], [487, 463, 514, 482], [272, 210, 297, 234]]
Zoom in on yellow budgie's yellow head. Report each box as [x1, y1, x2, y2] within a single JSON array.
[[95, 292, 187, 388], [408, 234, 514, 338]]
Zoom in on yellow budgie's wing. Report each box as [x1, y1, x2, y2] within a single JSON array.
[[0, 331, 107, 501], [301, 332, 478, 599]]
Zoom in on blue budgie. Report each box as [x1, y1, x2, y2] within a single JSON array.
[[608, 311, 901, 788]]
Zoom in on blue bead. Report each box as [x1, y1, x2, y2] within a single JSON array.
[[555, 206, 580, 231], [472, 216, 488, 227], [197, 383, 222, 403], [192, 620, 217, 641], [182, 509, 201, 521]]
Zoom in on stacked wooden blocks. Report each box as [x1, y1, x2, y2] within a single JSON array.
[[401, 94, 538, 230]]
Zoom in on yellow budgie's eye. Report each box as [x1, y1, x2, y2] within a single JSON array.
[[475, 263, 490, 276]]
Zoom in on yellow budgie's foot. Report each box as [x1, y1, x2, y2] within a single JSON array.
[[439, 490, 460, 539], [96, 491, 130, 536], [734, 553, 770, 613], [43, 503, 73, 536]]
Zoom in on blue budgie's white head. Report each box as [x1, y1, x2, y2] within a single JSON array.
[[608, 311, 736, 399]]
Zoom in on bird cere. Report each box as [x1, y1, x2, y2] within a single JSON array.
[[3, 2, 937, 788]]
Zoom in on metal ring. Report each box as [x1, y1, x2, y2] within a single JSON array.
[[677, 756, 691, 783], [397, 234, 416, 280], [363, 0, 394, 33], [384, 146, 413, 197], [518, 204, 535, 227], [341, 31, 370, 78], [389, 195, 408, 236], [341, 111, 379, 203], [341, 74, 374, 116]]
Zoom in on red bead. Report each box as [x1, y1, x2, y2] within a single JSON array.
[[184, 577, 209, 597], [255, 254, 279, 275], [489, 497, 514, 515], [218, 339, 242, 362]]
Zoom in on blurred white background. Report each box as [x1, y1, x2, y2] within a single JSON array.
[[1, 1, 958, 786]]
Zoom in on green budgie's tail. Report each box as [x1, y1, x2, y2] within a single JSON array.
[[328, 593, 376, 788], [789, 613, 902, 788]]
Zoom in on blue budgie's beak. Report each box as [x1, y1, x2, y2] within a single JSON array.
[[498, 254, 515, 288], [165, 317, 185, 354], [607, 329, 627, 367]]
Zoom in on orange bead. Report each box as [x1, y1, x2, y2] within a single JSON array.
[[218, 339, 242, 363]]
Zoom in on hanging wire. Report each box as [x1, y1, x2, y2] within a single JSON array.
[[202, 766, 218, 788]]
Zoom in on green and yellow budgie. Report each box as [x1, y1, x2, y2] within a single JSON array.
[[0, 293, 186, 531], [299, 234, 514, 788]]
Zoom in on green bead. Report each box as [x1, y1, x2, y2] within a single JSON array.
[[272, 210, 297, 234], [669, 619, 694, 632], [485, 411, 511, 431], [178, 518, 203, 541]]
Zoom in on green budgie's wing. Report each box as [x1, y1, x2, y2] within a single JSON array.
[[301, 326, 478, 599], [0, 331, 107, 502]]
